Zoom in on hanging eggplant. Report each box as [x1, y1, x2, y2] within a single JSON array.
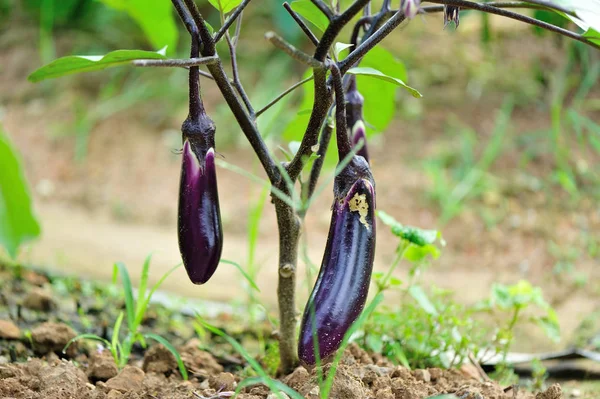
[[177, 31, 223, 285], [298, 155, 376, 366]]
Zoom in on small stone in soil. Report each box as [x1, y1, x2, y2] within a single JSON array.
[[22, 287, 56, 312], [30, 321, 77, 357], [0, 319, 21, 340]]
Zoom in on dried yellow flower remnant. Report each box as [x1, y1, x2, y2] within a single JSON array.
[[349, 192, 370, 230]]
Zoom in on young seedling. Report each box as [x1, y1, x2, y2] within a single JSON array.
[[64, 255, 188, 379]]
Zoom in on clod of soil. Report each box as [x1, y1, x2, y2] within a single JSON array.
[[536, 383, 562, 399], [179, 338, 224, 376], [0, 319, 21, 340], [208, 371, 237, 391], [142, 344, 177, 376], [87, 350, 119, 382], [22, 287, 56, 312], [30, 321, 77, 357], [104, 365, 145, 393]]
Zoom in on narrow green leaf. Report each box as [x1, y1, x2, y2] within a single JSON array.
[[144, 333, 189, 380], [113, 262, 136, 333], [334, 42, 353, 59], [63, 334, 110, 354], [28, 48, 167, 82], [347, 66, 422, 98], [220, 259, 261, 292], [409, 286, 438, 315], [135, 263, 182, 329], [290, 0, 330, 32], [321, 293, 384, 398], [135, 253, 153, 321], [111, 312, 124, 351], [0, 125, 41, 258]]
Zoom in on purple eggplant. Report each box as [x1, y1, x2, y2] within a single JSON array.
[[298, 156, 376, 366], [178, 137, 223, 285], [345, 77, 369, 163], [351, 120, 369, 163], [444, 5, 460, 28]]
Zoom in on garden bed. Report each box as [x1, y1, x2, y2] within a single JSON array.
[[0, 262, 570, 399]]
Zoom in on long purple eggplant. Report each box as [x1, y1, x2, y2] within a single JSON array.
[[298, 156, 376, 366], [178, 133, 223, 285]]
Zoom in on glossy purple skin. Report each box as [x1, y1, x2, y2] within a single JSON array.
[[178, 140, 223, 284], [298, 170, 376, 366], [351, 120, 369, 163]]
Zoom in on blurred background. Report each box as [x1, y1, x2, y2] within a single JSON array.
[[1, 0, 599, 355]]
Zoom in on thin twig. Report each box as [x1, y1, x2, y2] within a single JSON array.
[[214, 0, 253, 42], [307, 113, 334, 199], [422, 1, 551, 12], [265, 32, 326, 68], [284, 2, 320, 46], [425, 0, 600, 50], [225, 15, 255, 118], [340, 11, 406, 75], [256, 75, 315, 117], [314, 0, 371, 61], [132, 56, 219, 67], [311, 0, 334, 20]]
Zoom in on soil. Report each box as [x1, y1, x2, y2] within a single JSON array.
[[0, 339, 563, 399]]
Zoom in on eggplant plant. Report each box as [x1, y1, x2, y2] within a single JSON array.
[[29, 0, 600, 375]]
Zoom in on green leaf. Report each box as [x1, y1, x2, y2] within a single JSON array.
[[334, 42, 353, 59], [347, 66, 422, 98], [0, 125, 41, 258], [409, 285, 438, 315], [290, 0, 330, 32], [135, 263, 181, 329], [207, 0, 243, 13], [403, 244, 441, 262], [144, 333, 189, 380], [220, 259, 261, 292], [112, 262, 136, 333], [100, 0, 178, 53], [377, 211, 440, 246], [63, 334, 110, 354], [28, 48, 167, 82]]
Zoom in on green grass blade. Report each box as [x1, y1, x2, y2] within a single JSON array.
[[220, 259, 261, 292], [215, 159, 295, 208], [63, 334, 111, 354], [113, 262, 136, 333], [111, 311, 124, 351], [321, 293, 384, 398], [144, 333, 188, 381], [134, 263, 182, 329], [135, 253, 154, 323]]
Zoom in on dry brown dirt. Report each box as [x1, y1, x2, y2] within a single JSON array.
[[0, 341, 564, 399]]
